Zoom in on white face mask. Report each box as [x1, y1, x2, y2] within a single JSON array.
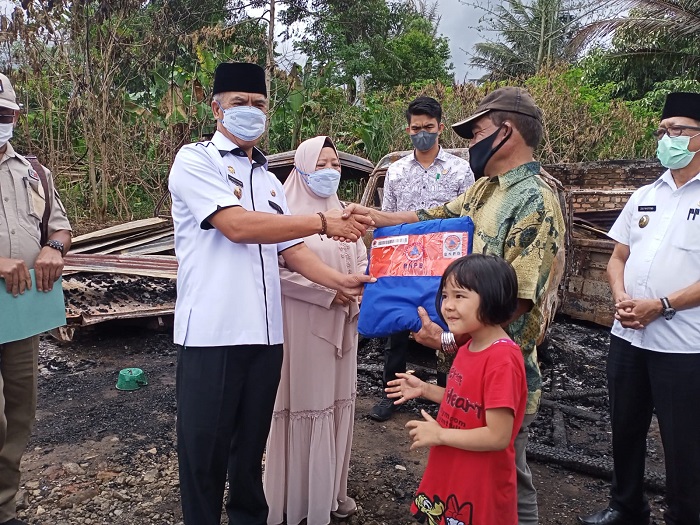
[[298, 167, 341, 198], [216, 103, 267, 142], [0, 123, 13, 147]]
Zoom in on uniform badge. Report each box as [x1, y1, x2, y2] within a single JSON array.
[[270, 190, 276, 197], [227, 166, 235, 174], [28, 168, 39, 181], [639, 215, 649, 228], [234, 186, 242, 199]]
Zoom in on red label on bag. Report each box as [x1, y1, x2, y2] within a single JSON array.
[[369, 231, 471, 278]]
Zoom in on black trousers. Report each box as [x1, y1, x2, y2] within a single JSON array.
[[383, 331, 446, 389], [176, 344, 283, 525], [607, 335, 700, 525]]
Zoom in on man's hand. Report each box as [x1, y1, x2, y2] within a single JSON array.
[[331, 290, 352, 307], [615, 298, 662, 329], [612, 292, 638, 328], [34, 246, 64, 292], [337, 273, 375, 297], [341, 203, 373, 220], [0, 257, 32, 297], [324, 208, 373, 242], [406, 409, 442, 451], [386, 372, 424, 405], [411, 306, 442, 350]]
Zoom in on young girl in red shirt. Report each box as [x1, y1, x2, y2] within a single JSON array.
[[387, 254, 527, 525]]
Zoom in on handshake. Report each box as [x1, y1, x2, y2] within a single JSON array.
[[322, 203, 374, 242]]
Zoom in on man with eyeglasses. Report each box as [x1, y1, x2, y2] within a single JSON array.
[[579, 92, 700, 525], [0, 73, 72, 525], [370, 96, 474, 422]]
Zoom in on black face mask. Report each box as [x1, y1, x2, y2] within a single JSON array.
[[468, 125, 511, 178]]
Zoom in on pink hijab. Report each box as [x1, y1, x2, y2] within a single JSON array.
[[283, 136, 343, 214], [281, 136, 364, 356]]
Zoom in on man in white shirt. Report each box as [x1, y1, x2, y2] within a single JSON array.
[[370, 96, 474, 422], [168, 62, 373, 525], [579, 92, 700, 525]]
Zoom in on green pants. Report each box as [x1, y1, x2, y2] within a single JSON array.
[[0, 335, 39, 523]]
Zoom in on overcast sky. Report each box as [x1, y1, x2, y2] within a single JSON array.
[[436, 0, 490, 82]]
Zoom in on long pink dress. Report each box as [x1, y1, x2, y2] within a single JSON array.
[[263, 136, 368, 525]]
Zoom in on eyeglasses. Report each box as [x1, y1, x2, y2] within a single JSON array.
[[654, 125, 700, 140], [0, 114, 14, 124]]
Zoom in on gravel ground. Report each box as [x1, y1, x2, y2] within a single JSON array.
[[14, 318, 668, 524]]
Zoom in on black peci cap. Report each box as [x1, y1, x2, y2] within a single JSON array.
[[661, 92, 700, 122], [213, 62, 267, 97]]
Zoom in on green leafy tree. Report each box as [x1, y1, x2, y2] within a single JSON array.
[[282, 0, 453, 91], [575, 3, 700, 100]]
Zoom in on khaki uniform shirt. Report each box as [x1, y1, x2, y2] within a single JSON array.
[[0, 142, 72, 267], [417, 161, 566, 414]]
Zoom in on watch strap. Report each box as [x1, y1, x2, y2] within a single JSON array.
[[661, 297, 671, 310]]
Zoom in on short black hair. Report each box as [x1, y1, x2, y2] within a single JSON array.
[[436, 254, 518, 326], [406, 96, 442, 124], [489, 110, 543, 149]]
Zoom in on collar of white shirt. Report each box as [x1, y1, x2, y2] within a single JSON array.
[[656, 168, 700, 190], [211, 131, 268, 167]]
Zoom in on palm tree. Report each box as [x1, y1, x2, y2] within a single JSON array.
[[573, 0, 700, 99], [469, 0, 588, 81], [574, 0, 700, 45]]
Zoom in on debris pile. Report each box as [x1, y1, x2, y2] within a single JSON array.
[[61, 218, 178, 337]]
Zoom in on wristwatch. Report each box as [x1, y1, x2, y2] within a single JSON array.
[[44, 239, 65, 256], [660, 297, 676, 321]]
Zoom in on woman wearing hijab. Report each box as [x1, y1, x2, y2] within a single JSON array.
[[263, 136, 367, 525]]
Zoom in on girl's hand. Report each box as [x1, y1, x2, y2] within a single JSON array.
[[406, 410, 442, 450], [386, 372, 424, 405]]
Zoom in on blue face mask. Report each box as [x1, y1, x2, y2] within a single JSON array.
[[216, 103, 267, 142], [298, 167, 341, 198]]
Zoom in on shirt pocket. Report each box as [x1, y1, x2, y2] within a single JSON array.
[[671, 215, 700, 252], [19, 176, 45, 236]]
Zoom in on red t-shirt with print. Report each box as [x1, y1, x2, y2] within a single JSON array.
[[410, 338, 527, 525]]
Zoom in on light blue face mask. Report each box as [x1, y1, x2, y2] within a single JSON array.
[[298, 167, 341, 198], [217, 103, 267, 142]]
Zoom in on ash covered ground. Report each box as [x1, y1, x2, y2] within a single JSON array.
[[16, 318, 668, 524]]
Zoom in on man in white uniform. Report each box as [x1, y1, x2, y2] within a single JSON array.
[[168, 62, 373, 525], [579, 92, 700, 525]]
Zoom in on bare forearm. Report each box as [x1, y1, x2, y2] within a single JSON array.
[[437, 426, 510, 452], [371, 209, 418, 228], [669, 281, 700, 311], [607, 259, 626, 296], [282, 244, 344, 290], [421, 383, 446, 404], [211, 208, 322, 244]]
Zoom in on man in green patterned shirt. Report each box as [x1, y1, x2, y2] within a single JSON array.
[[344, 87, 565, 525]]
